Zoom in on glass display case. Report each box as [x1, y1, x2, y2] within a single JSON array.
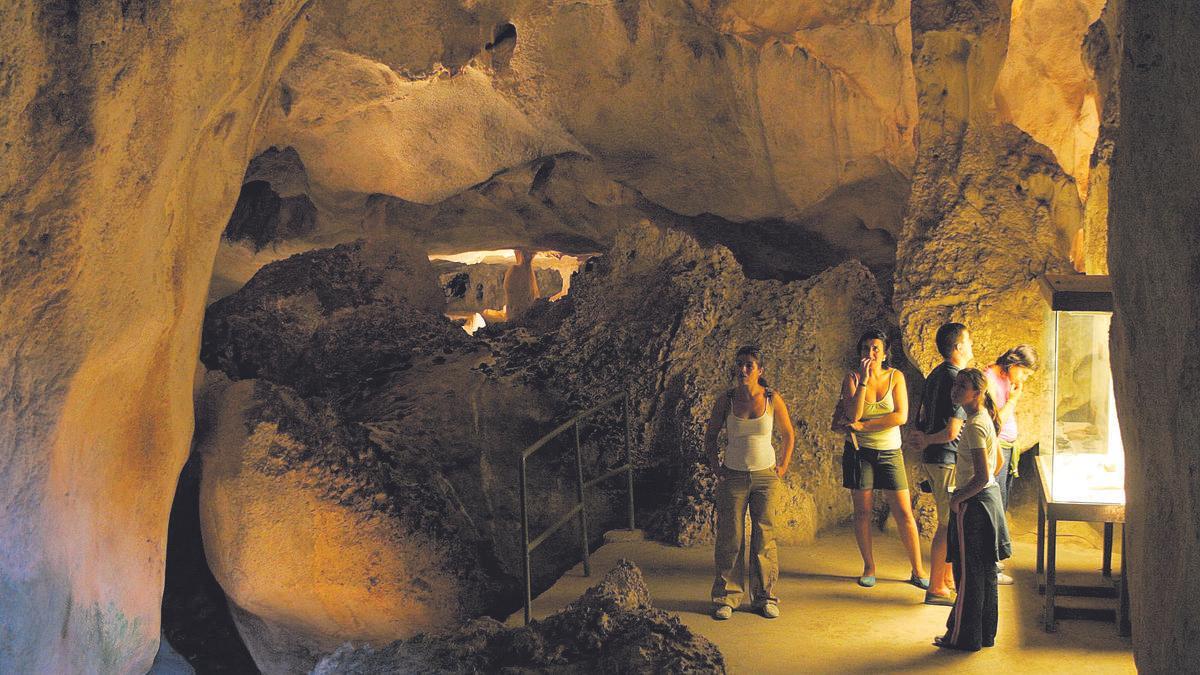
[[1035, 274, 1128, 635], [1047, 307, 1125, 504]]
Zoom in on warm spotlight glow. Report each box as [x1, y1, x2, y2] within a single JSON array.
[[432, 249, 595, 333], [430, 249, 517, 265]]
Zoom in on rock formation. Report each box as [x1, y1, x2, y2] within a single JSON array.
[[195, 222, 890, 669], [0, 3, 311, 672], [994, 0, 1107, 196], [486, 222, 892, 545], [6, 0, 1199, 672], [311, 560, 725, 674], [1109, 0, 1200, 670], [893, 0, 1083, 456], [197, 240, 545, 672]]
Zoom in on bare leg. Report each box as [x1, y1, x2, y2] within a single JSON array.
[[885, 489, 927, 578], [929, 525, 952, 595], [852, 489, 875, 576]]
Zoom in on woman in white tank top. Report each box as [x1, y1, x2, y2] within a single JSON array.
[[837, 330, 928, 590], [703, 346, 795, 620]]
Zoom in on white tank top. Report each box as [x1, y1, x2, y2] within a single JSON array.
[[724, 392, 776, 471]]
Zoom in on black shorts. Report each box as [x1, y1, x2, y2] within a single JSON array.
[[842, 440, 909, 491]]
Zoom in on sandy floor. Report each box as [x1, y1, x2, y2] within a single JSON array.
[[508, 523, 1135, 674]]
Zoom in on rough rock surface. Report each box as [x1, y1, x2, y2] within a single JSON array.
[[198, 239, 615, 672], [487, 222, 892, 545], [311, 560, 724, 674], [0, 3, 310, 672], [1109, 0, 1200, 670], [994, 0, 1106, 196], [894, 0, 1081, 455]]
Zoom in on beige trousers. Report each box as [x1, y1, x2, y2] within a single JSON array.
[[711, 467, 780, 608]]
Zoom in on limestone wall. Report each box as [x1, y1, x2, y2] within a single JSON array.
[[894, 0, 1080, 458], [0, 3, 309, 672]]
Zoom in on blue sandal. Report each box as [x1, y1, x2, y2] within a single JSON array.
[[858, 575, 876, 588]]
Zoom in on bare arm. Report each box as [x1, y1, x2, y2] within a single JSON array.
[[950, 444, 990, 511], [773, 393, 796, 477], [704, 394, 730, 468], [921, 417, 964, 446], [851, 371, 908, 432], [996, 379, 1023, 425], [840, 372, 860, 424]]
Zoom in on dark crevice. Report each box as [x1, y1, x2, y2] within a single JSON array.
[[161, 453, 258, 673]]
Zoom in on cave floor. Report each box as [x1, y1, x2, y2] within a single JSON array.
[[508, 523, 1135, 674]]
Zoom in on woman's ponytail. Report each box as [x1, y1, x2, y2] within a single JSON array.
[[960, 367, 1001, 430]]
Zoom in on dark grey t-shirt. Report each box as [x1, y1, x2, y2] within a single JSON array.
[[918, 362, 968, 464]]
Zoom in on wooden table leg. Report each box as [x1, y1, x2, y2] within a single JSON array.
[[1036, 497, 1046, 576], [1103, 522, 1114, 578], [1045, 517, 1058, 632], [1118, 524, 1131, 637]]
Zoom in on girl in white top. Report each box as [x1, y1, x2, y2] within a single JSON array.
[[936, 367, 1012, 651], [704, 346, 795, 620]]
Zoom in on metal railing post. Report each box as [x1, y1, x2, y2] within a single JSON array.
[[625, 392, 635, 531], [519, 455, 532, 625], [515, 391, 634, 624], [574, 422, 591, 577]]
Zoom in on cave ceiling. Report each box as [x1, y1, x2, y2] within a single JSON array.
[[226, 0, 922, 284]]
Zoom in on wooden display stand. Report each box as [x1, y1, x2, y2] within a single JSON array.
[[1034, 455, 1131, 635]]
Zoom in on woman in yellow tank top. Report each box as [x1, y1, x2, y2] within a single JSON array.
[[838, 330, 928, 590]]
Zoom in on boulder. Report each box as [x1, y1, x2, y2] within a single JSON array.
[[198, 240, 604, 671], [311, 560, 725, 674]]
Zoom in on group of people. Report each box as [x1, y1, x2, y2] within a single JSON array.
[[703, 323, 1039, 652]]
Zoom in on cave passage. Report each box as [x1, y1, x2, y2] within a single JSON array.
[[430, 248, 594, 333]]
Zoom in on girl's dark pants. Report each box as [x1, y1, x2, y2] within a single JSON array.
[[943, 484, 1010, 651]]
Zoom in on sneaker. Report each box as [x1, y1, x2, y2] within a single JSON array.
[[713, 605, 733, 620], [997, 572, 1014, 585], [760, 602, 780, 619]]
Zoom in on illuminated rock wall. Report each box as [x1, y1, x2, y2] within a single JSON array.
[[893, 0, 1081, 457], [0, 3, 309, 672]]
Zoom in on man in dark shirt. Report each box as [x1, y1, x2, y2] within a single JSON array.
[[912, 322, 972, 603]]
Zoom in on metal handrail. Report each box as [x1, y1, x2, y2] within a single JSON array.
[[518, 391, 635, 625]]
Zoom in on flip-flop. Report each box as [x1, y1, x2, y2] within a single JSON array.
[[858, 575, 876, 588], [909, 573, 931, 590]]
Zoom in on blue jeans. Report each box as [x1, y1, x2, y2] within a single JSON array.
[[996, 441, 1016, 511]]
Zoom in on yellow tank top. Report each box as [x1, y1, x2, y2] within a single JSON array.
[[855, 370, 903, 450]]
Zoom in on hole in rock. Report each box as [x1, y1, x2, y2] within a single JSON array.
[[430, 248, 596, 334], [485, 22, 517, 69]]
